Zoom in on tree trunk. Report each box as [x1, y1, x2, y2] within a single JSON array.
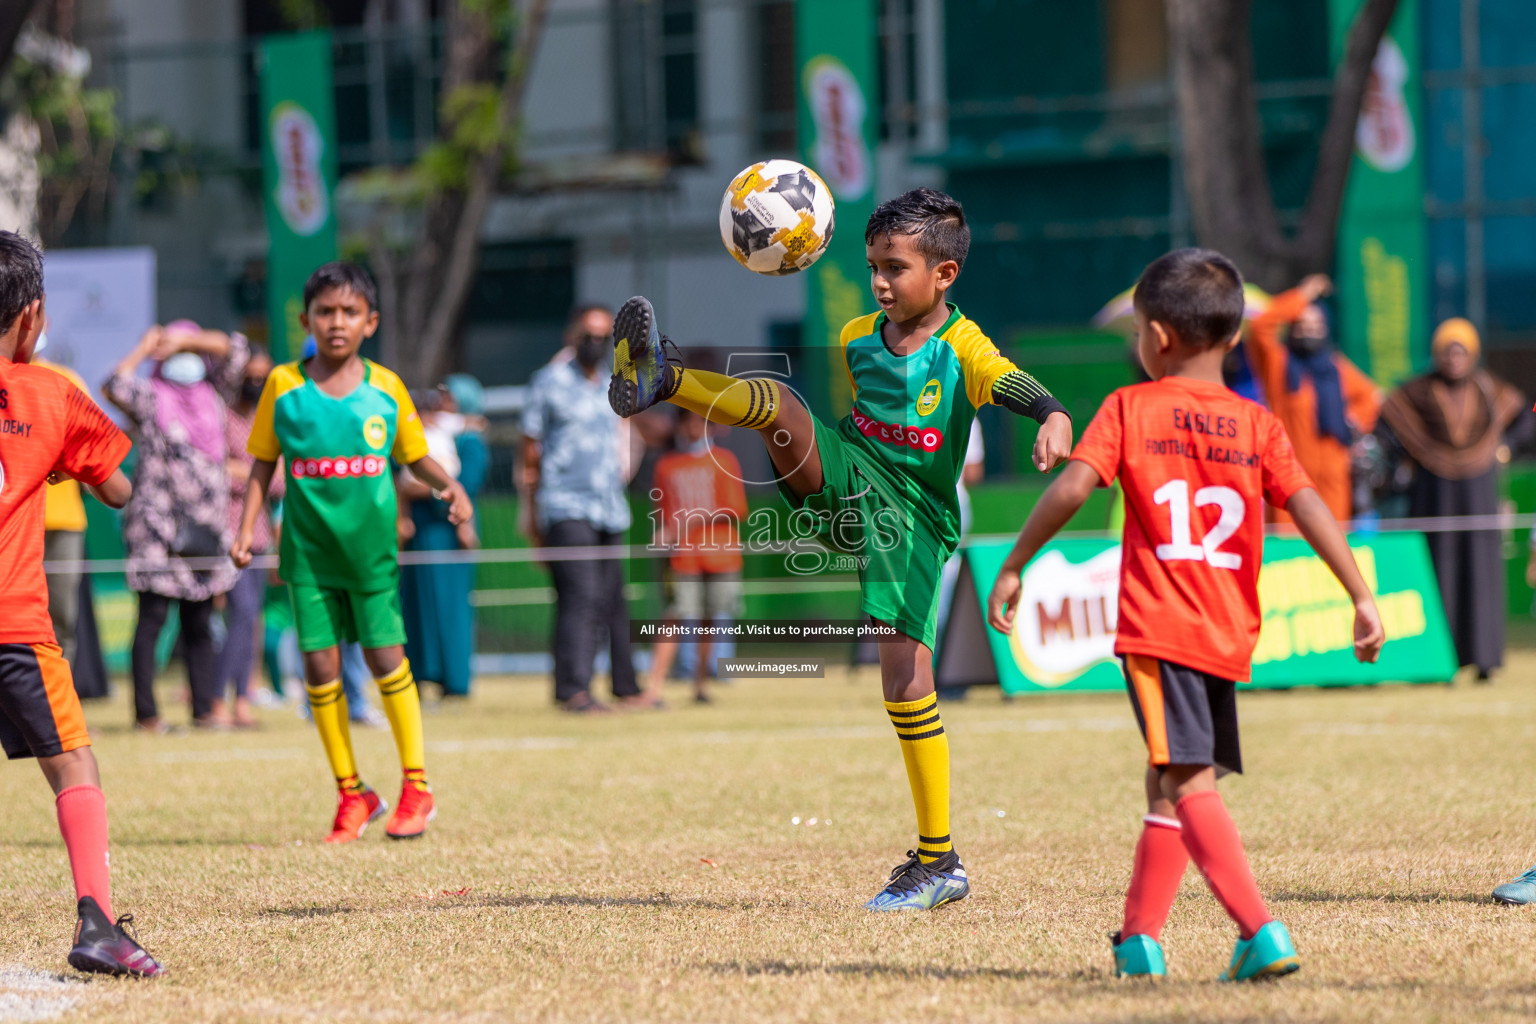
[[391, 0, 551, 386], [1167, 0, 1400, 291]]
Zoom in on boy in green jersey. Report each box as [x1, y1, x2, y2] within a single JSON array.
[[232, 263, 472, 843], [609, 188, 1073, 909]]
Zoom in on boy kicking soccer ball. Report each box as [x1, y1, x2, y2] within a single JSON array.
[[0, 232, 162, 975], [988, 248, 1385, 980], [609, 188, 1073, 910], [232, 262, 472, 843]]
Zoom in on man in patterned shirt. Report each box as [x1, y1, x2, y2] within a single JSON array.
[[522, 304, 647, 713]]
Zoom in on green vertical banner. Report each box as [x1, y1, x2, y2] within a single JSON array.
[[798, 0, 876, 418], [1329, 0, 1429, 388], [259, 31, 338, 363]]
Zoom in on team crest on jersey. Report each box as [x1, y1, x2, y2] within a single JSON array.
[[916, 379, 942, 417], [363, 415, 387, 450]]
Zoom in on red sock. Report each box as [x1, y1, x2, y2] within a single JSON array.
[[56, 785, 113, 920], [1121, 814, 1189, 941], [1175, 790, 1269, 939]]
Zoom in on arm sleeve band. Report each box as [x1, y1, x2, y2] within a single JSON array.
[[990, 369, 1069, 424]]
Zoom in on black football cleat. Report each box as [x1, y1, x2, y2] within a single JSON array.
[[68, 896, 164, 978]]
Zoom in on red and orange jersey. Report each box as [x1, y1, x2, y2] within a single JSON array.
[[652, 448, 748, 574], [1071, 376, 1313, 681], [0, 357, 131, 644]]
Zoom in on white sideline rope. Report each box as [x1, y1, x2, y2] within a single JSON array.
[[38, 512, 1533, 576]]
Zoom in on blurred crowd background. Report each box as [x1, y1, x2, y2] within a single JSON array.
[[8, 0, 1536, 715]]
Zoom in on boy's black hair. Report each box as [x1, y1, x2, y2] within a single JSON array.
[[303, 261, 378, 312], [864, 187, 970, 270], [0, 231, 44, 335], [1133, 248, 1245, 348]]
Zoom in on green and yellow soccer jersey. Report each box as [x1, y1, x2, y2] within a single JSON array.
[[835, 304, 1020, 550], [248, 359, 429, 591]]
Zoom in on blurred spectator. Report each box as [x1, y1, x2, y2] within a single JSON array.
[[104, 322, 246, 732], [1379, 318, 1532, 681], [522, 304, 643, 713], [213, 346, 281, 727], [400, 375, 489, 699], [645, 408, 747, 704], [35, 342, 91, 665], [1246, 274, 1380, 523]]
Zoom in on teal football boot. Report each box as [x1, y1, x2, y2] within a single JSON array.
[[1493, 864, 1536, 905], [864, 850, 970, 911], [609, 296, 677, 417], [1111, 932, 1166, 978], [1220, 920, 1300, 982]]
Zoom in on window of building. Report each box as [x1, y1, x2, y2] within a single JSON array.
[[612, 0, 701, 161], [756, 0, 797, 152]]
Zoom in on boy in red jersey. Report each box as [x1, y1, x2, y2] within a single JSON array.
[[0, 232, 163, 976], [988, 249, 1385, 981]]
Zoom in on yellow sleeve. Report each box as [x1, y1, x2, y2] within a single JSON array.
[[373, 363, 430, 463], [945, 317, 1021, 409], [246, 367, 290, 461], [838, 312, 881, 399]]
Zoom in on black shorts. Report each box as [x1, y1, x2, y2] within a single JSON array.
[[0, 642, 90, 760], [1122, 654, 1242, 775]]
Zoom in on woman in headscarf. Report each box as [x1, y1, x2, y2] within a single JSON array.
[[104, 322, 247, 730], [1246, 273, 1382, 523], [398, 374, 489, 699], [1378, 318, 1532, 681]]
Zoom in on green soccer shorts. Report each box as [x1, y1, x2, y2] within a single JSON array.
[[289, 582, 408, 653], [775, 413, 949, 649]]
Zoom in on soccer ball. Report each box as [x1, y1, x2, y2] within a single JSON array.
[[719, 160, 835, 276]]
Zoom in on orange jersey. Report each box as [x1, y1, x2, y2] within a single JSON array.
[[652, 448, 748, 574], [0, 357, 131, 644], [1071, 377, 1313, 681]]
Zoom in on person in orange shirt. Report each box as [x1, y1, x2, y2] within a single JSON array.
[[1246, 273, 1380, 523], [989, 248, 1384, 981], [645, 407, 748, 704], [0, 231, 163, 976]]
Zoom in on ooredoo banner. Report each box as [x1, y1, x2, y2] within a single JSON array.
[[937, 533, 1457, 694], [258, 30, 338, 362]]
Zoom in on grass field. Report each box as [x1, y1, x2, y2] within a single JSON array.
[[4, 656, 1536, 1023]]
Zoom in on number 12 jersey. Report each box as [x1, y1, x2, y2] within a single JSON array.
[[1071, 376, 1314, 682]]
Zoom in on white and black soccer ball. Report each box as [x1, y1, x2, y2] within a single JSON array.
[[718, 160, 835, 276]]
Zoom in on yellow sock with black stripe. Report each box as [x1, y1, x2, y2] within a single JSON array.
[[306, 679, 361, 792], [666, 368, 780, 430], [375, 660, 428, 790], [886, 693, 952, 864]]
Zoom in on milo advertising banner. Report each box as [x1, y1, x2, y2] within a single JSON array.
[[258, 31, 339, 362], [937, 533, 1457, 693], [1330, 0, 1428, 388], [797, 0, 875, 418]]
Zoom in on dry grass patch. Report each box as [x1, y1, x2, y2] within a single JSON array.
[[2, 656, 1536, 1022]]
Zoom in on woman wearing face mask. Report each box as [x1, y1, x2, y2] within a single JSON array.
[[398, 375, 489, 699], [1378, 319, 1532, 683], [212, 346, 284, 726], [104, 322, 248, 731], [1246, 273, 1382, 524]]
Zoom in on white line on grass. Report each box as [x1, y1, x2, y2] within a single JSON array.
[[0, 968, 81, 1022], [117, 717, 1136, 767]]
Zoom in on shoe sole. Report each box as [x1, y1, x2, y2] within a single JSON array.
[[865, 882, 970, 912], [1226, 957, 1300, 982], [68, 947, 159, 978], [609, 297, 656, 417]]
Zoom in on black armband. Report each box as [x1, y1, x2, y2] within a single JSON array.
[[991, 370, 1069, 424]]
